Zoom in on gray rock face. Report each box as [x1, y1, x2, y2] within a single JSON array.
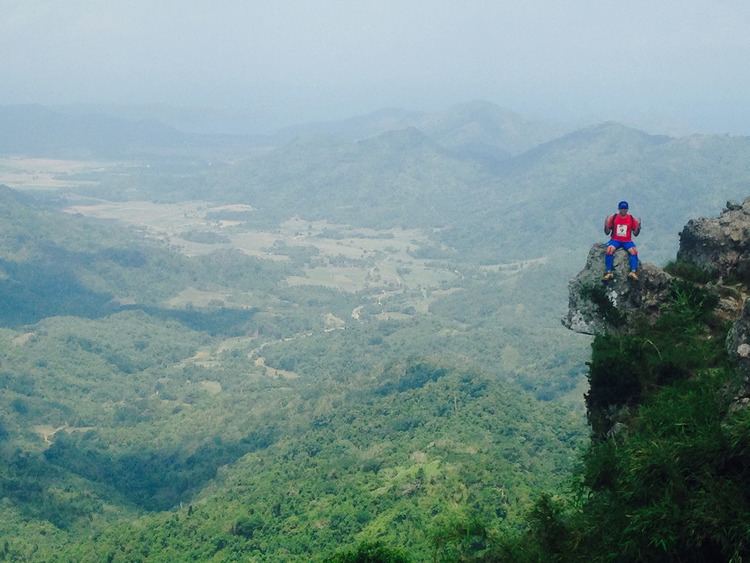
[[727, 300, 750, 367], [727, 299, 750, 407], [677, 197, 750, 282], [674, 199, 750, 404], [563, 244, 672, 335], [677, 199, 750, 380], [728, 299, 750, 372]]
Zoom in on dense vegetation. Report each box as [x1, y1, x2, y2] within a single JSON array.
[[0, 182, 587, 561], [472, 273, 750, 561]]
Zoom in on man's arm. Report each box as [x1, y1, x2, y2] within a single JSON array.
[[633, 216, 641, 237], [604, 215, 613, 236]]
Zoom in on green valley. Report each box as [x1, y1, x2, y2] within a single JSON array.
[[1, 101, 750, 560]]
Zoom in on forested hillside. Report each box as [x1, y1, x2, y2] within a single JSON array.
[[0, 180, 587, 560]]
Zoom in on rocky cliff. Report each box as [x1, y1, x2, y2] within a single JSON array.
[[679, 200, 750, 376], [567, 198, 750, 436], [493, 199, 750, 562], [678, 198, 750, 283], [567, 198, 750, 338], [563, 245, 671, 335]]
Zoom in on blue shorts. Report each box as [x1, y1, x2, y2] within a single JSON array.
[[606, 240, 637, 251]]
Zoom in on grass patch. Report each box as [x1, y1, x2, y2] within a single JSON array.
[[664, 259, 717, 284], [586, 278, 724, 431]]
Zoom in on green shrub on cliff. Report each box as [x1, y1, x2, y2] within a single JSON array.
[[485, 275, 750, 562], [586, 279, 723, 435]]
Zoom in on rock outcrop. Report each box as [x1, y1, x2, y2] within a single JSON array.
[[563, 244, 672, 335], [678, 197, 750, 283], [567, 199, 750, 339], [678, 200, 750, 373], [728, 299, 750, 371]]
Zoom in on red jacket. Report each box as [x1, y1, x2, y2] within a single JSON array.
[[605, 213, 640, 242]]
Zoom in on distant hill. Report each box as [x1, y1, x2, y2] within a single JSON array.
[[0, 105, 260, 156], [209, 126, 488, 229], [206, 119, 750, 263], [273, 107, 424, 142], [0, 105, 188, 156], [273, 101, 569, 163], [37, 101, 570, 155], [6, 102, 750, 264], [417, 100, 570, 162], [3, 100, 560, 159], [463, 122, 750, 261]]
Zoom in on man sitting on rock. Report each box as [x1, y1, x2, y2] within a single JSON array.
[[602, 200, 641, 282]]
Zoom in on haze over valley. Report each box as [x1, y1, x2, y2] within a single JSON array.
[[3, 2, 750, 560]]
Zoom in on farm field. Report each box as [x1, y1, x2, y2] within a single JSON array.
[[64, 200, 469, 298], [0, 156, 124, 189]]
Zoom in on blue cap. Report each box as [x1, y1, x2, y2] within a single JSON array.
[[618, 201, 629, 209]]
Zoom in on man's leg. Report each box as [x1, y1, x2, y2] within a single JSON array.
[[624, 243, 639, 280], [605, 244, 616, 271], [603, 242, 618, 280], [627, 245, 638, 272]]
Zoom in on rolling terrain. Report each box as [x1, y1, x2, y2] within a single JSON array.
[[2, 101, 750, 559]]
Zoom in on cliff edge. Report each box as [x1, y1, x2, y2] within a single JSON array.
[[563, 245, 671, 335], [567, 198, 750, 342], [567, 198, 750, 437]]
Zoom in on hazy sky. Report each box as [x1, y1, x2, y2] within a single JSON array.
[[2, 0, 749, 134]]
